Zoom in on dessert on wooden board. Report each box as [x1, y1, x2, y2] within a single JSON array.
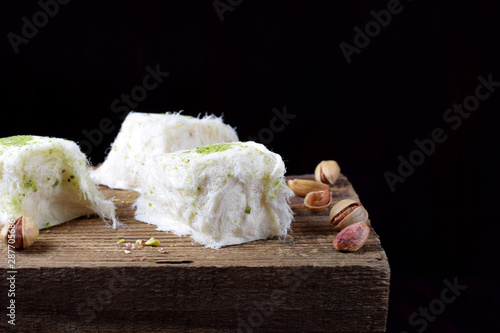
[[0, 135, 119, 232], [91, 112, 238, 191], [0, 115, 370, 252], [0, 114, 386, 332], [134, 141, 294, 249]]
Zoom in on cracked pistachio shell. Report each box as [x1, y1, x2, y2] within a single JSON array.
[[1, 216, 39, 249], [21, 216, 39, 249], [314, 160, 340, 185], [329, 199, 369, 231]]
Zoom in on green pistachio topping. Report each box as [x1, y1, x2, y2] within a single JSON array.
[[0, 135, 34, 147], [195, 143, 232, 155]]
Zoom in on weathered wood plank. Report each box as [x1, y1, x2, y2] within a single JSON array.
[[0, 174, 390, 332]]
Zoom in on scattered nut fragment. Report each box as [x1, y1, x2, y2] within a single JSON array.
[[124, 250, 131, 254], [329, 199, 369, 231], [333, 222, 370, 252], [123, 243, 135, 251], [120, 238, 162, 254], [314, 160, 340, 185], [139, 256, 147, 262], [158, 248, 168, 254], [1, 216, 39, 249], [287, 179, 327, 196], [145, 237, 160, 246], [304, 186, 332, 212]]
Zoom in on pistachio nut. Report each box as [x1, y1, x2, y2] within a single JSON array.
[[329, 199, 369, 230], [304, 186, 332, 212], [333, 221, 370, 252], [314, 160, 340, 185], [1, 216, 39, 249], [287, 179, 327, 197]]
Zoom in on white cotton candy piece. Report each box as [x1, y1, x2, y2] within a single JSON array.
[[0, 135, 119, 230], [91, 111, 238, 191], [134, 141, 294, 249]]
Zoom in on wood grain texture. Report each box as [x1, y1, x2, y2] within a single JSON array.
[[0, 174, 390, 332]]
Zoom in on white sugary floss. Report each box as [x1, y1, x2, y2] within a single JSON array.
[[91, 112, 238, 191], [134, 141, 294, 249], [0, 135, 119, 230]]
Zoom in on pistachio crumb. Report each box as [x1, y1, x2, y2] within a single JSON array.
[[123, 243, 135, 251], [145, 237, 160, 246]]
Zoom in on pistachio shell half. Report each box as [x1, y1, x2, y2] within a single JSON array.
[[304, 186, 332, 212], [287, 179, 327, 197], [329, 199, 369, 230], [314, 160, 340, 185]]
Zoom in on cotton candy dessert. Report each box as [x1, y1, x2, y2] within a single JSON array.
[[91, 112, 238, 191], [0, 135, 119, 230], [134, 141, 294, 249]]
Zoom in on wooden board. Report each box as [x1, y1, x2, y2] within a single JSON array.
[[0, 174, 390, 332]]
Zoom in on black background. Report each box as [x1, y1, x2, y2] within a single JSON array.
[[1, 1, 499, 332]]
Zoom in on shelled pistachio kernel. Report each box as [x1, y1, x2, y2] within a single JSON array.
[[333, 222, 370, 252]]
